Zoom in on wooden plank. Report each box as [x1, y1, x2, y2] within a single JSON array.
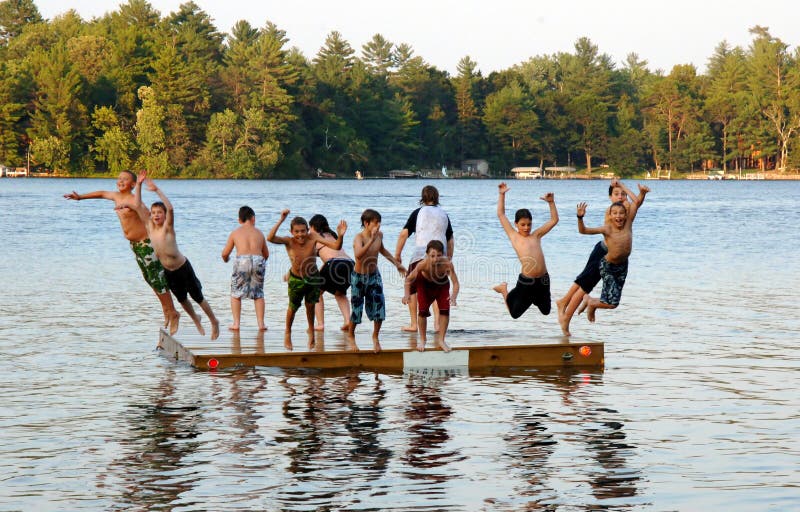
[[156, 329, 604, 372]]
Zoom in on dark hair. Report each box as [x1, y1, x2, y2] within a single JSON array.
[[309, 214, 337, 239], [420, 185, 440, 206], [239, 206, 255, 222], [360, 209, 381, 227], [290, 216, 308, 229], [609, 201, 627, 212], [426, 240, 444, 253], [121, 170, 136, 182], [608, 183, 625, 196], [514, 208, 532, 223], [150, 201, 166, 212]]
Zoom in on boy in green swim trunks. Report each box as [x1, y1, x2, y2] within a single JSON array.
[[267, 209, 347, 350], [64, 171, 180, 333]]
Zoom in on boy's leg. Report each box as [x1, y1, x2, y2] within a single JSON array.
[[492, 282, 509, 304], [284, 307, 296, 350], [156, 291, 180, 334], [198, 300, 220, 340], [556, 283, 580, 314], [230, 296, 242, 331], [254, 298, 266, 331], [402, 294, 418, 332], [334, 292, 351, 331], [560, 289, 586, 336], [436, 313, 451, 352], [416, 315, 427, 351], [585, 297, 616, 323], [179, 300, 205, 336], [305, 301, 316, 348], [372, 320, 382, 353]]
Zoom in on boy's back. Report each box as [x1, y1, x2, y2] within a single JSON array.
[[231, 224, 268, 256]]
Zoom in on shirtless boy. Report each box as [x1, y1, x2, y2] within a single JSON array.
[[574, 188, 644, 322], [403, 240, 459, 352], [64, 171, 179, 333], [557, 180, 648, 335], [222, 206, 270, 331], [493, 182, 558, 319], [267, 209, 346, 350], [348, 209, 406, 353]]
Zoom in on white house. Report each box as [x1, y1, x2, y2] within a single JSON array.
[[511, 167, 542, 179]]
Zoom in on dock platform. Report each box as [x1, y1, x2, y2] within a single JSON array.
[[157, 328, 604, 372]]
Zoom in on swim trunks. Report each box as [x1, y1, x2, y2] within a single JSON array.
[[505, 273, 551, 319], [287, 271, 321, 311], [231, 254, 266, 300], [599, 258, 628, 306], [574, 241, 608, 293], [350, 270, 386, 324], [416, 274, 450, 317], [130, 239, 168, 294], [319, 258, 354, 295], [164, 258, 204, 303]]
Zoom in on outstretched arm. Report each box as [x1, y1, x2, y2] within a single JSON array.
[[64, 190, 113, 201], [534, 192, 559, 237], [266, 209, 291, 245], [497, 182, 515, 238], [577, 202, 605, 235]]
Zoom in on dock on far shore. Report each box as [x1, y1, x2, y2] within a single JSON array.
[[157, 328, 604, 373]]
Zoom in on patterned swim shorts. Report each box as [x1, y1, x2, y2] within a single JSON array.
[[130, 239, 168, 294], [231, 255, 266, 300]]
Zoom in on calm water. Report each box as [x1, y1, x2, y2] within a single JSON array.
[[1, 178, 798, 511]]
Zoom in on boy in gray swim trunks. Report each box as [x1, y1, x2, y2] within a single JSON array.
[[575, 185, 647, 323], [222, 206, 270, 331]]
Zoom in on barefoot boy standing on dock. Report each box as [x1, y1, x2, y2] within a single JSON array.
[[135, 172, 220, 340], [63, 171, 180, 333], [222, 206, 270, 332], [493, 182, 559, 320], [267, 209, 347, 351]]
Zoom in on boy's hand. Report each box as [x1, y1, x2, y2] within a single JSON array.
[[64, 191, 80, 200], [498, 182, 509, 194], [540, 192, 555, 203], [577, 202, 588, 217], [402, 294, 410, 305], [280, 209, 290, 218], [336, 219, 347, 236], [450, 295, 458, 307], [137, 170, 147, 184], [638, 184, 650, 195], [610, 177, 619, 187], [144, 178, 157, 192], [397, 264, 407, 277], [370, 226, 380, 238]]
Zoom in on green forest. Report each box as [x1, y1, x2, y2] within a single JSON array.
[[1, 0, 799, 178]]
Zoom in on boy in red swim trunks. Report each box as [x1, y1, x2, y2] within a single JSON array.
[[403, 240, 460, 352]]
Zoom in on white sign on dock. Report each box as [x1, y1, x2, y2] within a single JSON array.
[[403, 350, 469, 369]]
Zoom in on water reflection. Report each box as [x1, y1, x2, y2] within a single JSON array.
[[105, 367, 202, 510]]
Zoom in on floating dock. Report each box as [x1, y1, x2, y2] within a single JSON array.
[[157, 328, 604, 372]]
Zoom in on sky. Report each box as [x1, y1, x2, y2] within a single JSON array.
[[34, 0, 798, 75]]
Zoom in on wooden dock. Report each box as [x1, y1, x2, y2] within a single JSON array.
[[157, 328, 604, 373]]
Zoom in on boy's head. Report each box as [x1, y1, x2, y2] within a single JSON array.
[[290, 216, 308, 242], [420, 185, 440, 206], [514, 208, 533, 235], [426, 239, 445, 258], [117, 170, 136, 192], [609, 201, 628, 226], [239, 205, 255, 223], [609, 184, 628, 204], [150, 201, 167, 225], [360, 209, 381, 228]]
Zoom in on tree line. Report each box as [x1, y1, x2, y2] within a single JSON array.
[[1, 0, 799, 178]]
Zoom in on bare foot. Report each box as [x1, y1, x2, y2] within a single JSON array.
[[577, 296, 589, 316], [210, 319, 219, 341], [314, 324, 325, 331], [587, 305, 597, 323], [559, 317, 571, 337], [284, 332, 293, 351], [345, 339, 359, 351], [257, 325, 268, 331], [556, 297, 567, 315], [168, 311, 180, 335], [228, 324, 240, 331], [436, 339, 451, 352], [492, 282, 508, 298], [192, 316, 205, 336], [416, 339, 426, 352], [340, 322, 351, 331], [372, 337, 382, 353], [401, 324, 418, 332], [307, 329, 315, 349]]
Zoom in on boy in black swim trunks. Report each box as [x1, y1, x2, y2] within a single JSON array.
[[492, 182, 559, 319], [267, 209, 347, 351]]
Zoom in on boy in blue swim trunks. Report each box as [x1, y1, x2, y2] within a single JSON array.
[[575, 191, 644, 323], [222, 206, 270, 331], [267, 209, 347, 350], [348, 209, 406, 353]]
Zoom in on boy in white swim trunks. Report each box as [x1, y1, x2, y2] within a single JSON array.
[[222, 206, 270, 331]]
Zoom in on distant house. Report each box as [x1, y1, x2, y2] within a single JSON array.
[[511, 167, 542, 179], [459, 159, 490, 177]]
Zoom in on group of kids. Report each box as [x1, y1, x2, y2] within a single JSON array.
[[64, 173, 648, 353]]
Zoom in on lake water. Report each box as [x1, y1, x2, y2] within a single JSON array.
[[1, 178, 798, 511]]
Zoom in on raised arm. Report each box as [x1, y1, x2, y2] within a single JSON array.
[[496, 182, 515, 237], [577, 202, 605, 235], [534, 192, 559, 237], [311, 219, 347, 250], [266, 209, 291, 245], [146, 178, 174, 228]]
